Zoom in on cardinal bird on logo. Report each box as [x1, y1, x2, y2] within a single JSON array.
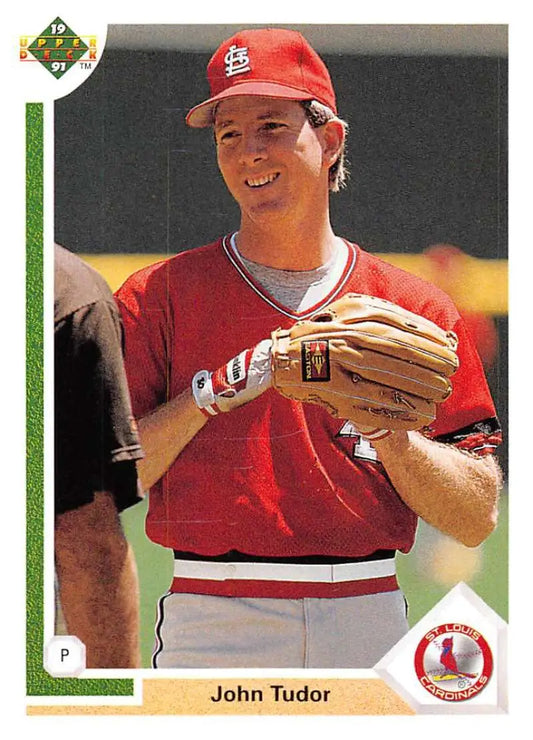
[[439, 637, 477, 679]]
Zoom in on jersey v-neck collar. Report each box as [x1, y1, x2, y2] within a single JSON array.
[[221, 233, 357, 320]]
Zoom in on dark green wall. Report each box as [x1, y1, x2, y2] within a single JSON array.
[[54, 50, 507, 260]]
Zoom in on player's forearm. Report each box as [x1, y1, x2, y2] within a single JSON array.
[[57, 544, 140, 668], [96, 543, 140, 668], [137, 343, 272, 490], [373, 431, 503, 547], [60, 544, 140, 668], [136, 388, 208, 490], [55, 495, 141, 667]]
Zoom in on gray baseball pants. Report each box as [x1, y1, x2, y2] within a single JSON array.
[[152, 589, 409, 669]]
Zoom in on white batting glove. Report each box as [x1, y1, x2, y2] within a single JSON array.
[[192, 339, 272, 416]]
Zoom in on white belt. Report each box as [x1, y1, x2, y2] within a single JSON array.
[[173, 557, 396, 583]]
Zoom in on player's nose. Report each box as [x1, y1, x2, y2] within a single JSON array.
[[239, 131, 267, 166]]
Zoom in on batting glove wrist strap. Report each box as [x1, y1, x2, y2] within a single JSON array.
[[192, 340, 272, 416], [192, 370, 218, 416]]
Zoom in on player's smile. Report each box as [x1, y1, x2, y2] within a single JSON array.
[[245, 172, 280, 188]]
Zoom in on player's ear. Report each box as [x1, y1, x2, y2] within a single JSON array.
[[320, 119, 345, 168]]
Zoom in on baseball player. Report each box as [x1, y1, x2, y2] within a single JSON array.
[[55, 244, 144, 667], [115, 28, 502, 669]]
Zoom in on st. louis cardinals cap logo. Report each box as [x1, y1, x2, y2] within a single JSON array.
[[414, 623, 493, 702], [224, 44, 251, 77]]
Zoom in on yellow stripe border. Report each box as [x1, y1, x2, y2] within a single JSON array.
[[81, 253, 508, 315], [27, 677, 414, 715]]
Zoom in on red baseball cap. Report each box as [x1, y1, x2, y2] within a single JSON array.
[[186, 28, 337, 128]]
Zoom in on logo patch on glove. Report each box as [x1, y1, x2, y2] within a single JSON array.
[[227, 351, 247, 385], [301, 340, 330, 382]]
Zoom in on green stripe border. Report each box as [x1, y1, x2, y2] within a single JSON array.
[[26, 102, 134, 697]]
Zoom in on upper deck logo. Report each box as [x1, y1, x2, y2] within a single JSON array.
[[19, 17, 96, 78], [414, 623, 493, 702]]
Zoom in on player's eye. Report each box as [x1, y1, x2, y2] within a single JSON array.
[[217, 129, 240, 144], [261, 121, 285, 132]]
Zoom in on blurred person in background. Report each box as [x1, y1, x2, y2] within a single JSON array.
[[422, 243, 499, 374]]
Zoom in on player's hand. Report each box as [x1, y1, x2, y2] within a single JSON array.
[[192, 340, 272, 416]]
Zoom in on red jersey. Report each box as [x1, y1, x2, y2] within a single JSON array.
[[116, 237, 500, 559]]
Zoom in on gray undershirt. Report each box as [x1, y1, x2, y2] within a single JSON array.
[[237, 240, 349, 313]]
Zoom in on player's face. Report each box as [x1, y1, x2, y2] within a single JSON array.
[[214, 96, 333, 226]]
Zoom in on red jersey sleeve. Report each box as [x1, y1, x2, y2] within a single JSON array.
[[114, 262, 172, 419], [428, 314, 501, 456]]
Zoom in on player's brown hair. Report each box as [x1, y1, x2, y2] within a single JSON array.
[[301, 100, 349, 192]]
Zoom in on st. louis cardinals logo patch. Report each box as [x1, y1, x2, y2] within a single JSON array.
[[301, 340, 330, 382], [414, 623, 493, 702]]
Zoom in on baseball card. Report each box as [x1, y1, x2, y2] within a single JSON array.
[[5, 0, 524, 733]]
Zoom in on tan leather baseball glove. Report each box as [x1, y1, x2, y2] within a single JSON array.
[[271, 293, 459, 435]]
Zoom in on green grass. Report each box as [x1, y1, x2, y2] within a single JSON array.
[[121, 492, 509, 668], [120, 499, 173, 668]]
